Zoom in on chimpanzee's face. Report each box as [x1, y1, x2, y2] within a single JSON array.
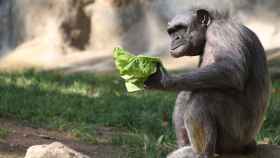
[[167, 10, 211, 58]]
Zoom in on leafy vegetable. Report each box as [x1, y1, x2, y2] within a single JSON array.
[[113, 48, 163, 92]]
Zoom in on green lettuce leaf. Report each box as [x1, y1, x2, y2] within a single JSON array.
[[113, 48, 163, 92]]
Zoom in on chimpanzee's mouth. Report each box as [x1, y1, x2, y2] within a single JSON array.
[[170, 43, 184, 50]]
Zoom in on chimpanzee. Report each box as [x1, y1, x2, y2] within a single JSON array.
[[144, 8, 271, 158]]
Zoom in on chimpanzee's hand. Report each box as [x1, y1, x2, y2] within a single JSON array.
[[144, 64, 170, 90]]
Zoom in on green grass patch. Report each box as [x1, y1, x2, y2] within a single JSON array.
[[0, 128, 10, 140], [0, 70, 176, 157], [258, 83, 280, 144], [0, 70, 279, 157]]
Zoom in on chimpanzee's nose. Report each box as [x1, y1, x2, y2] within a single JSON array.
[[175, 36, 180, 40]]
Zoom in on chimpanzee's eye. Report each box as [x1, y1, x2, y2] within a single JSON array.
[[167, 25, 188, 35], [178, 26, 189, 34], [167, 30, 172, 35], [175, 25, 184, 30], [167, 28, 176, 35]]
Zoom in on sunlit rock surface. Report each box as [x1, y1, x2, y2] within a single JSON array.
[[167, 145, 280, 158], [25, 142, 90, 158]]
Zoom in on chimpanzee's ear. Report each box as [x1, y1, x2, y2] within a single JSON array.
[[196, 9, 211, 26]]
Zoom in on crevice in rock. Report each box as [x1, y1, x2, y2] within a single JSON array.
[[60, 0, 94, 50]]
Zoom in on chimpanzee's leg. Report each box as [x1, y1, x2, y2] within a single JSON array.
[[173, 91, 191, 147], [184, 101, 217, 158]]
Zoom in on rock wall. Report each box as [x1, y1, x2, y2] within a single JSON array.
[[0, 0, 279, 71]]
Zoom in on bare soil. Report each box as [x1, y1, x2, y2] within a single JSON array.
[[0, 118, 124, 158]]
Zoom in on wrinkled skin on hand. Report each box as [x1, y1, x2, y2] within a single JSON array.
[[144, 64, 170, 90]]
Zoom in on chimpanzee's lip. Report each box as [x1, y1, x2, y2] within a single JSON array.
[[170, 53, 180, 58], [170, 43, 183, 50], [170, 50, 181, 58]]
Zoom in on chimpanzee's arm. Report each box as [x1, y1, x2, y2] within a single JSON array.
[[162, 59, 248, 92]]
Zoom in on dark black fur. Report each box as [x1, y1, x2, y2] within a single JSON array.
[[144, 8, 270, 157]]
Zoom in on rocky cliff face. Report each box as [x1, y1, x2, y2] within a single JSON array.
[[0, 0, 21, 52], [0, 0, 279, 71], [0, 0, 172, 71], [0, 0, 171, 55]]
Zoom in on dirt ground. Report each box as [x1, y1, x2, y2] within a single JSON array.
[[0, 118, 124, 158]]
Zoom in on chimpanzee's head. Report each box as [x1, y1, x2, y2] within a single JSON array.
[[167, 9, 212, 57]]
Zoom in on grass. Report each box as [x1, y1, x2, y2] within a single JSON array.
[[0, 70, 279, 157], [0, 128, 9, 141], [0, 70, 176, 157], [258, 83, 280, 144]]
